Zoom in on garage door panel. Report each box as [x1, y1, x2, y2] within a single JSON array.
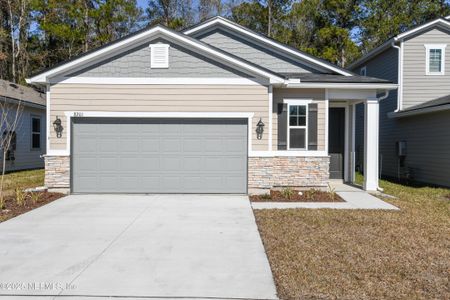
[[72, 118, 247, 193]]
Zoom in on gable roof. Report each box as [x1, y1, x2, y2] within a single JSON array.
[[0, 79, 45, 107], [183, 16, 353, 76], [349, 17, 450, 69], [27, 24, 285, 84]]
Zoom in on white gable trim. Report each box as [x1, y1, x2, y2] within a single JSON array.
[[185, 17, 353, 77], [395, 19, 450, 41], [27, 26, 284, 84]]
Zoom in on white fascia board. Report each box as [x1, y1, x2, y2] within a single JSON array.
[[27, 26, 284, 84], [286, 82, 398, 90], [388, 104, 450, 118], [394, 19, 450, 41], [185, 18, 353, 77], [49, 77, 266, 85], [349, 19, 450, 70]]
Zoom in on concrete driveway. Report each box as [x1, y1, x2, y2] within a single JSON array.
[[0, 194, 278, 300]]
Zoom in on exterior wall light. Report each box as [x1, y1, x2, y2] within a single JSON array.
[[53, 116, 63, 138], [256, 118, 265, 140]]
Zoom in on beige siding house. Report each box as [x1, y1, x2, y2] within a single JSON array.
[[350, 17, 450, 187], [0, 80, 46, 172], [28, 17, 395, 194]]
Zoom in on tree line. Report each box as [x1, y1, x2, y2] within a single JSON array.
[[1, 0, 449, 84]]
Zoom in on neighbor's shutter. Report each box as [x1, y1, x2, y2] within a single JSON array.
[[277, 103, 288, 150], [308, 103, 318, 150]]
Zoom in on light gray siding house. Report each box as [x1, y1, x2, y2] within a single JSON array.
[[27, 17, 395, 194], [349, 17, 450, 187], [0, 80, 46, 172]]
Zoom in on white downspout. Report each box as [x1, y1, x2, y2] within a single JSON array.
[[392, 41, 403, 112]]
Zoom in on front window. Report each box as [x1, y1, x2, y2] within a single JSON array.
[[31, 116, 41, 149], [288, 104, 308, 150], [425, 44, 446, 75]]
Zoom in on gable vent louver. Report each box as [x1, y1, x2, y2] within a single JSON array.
[[150, 44, 169, 68]]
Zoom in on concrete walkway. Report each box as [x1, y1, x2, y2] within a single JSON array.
[[0, 194, 278, 300], [252, 183, 399, 210]]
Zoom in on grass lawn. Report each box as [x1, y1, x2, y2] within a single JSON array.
[[255, 179, 450, 300], [1, 169, 44, 197]]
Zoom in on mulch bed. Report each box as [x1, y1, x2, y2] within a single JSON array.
[[0, 192, 65, 223], [250, 189, 344, 202]]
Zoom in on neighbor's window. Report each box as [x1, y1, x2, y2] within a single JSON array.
[[2, 131, 16, 160], [31, 116, 41, 149], [425, 44, 446, 75], [288, 104, 308, 150]]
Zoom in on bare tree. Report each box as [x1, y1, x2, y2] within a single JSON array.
[[0, 96, 22, 209]]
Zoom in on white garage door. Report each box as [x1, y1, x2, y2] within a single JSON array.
[[71, 118, 248, 193]]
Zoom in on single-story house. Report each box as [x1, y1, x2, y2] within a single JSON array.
[[0, 79, 46, 172], [27, 17, 396, 194]]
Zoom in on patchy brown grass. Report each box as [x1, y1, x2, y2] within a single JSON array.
[[0, 169, 44, 198], [255, 179, 450, 300]]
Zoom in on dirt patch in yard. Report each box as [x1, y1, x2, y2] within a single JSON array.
[[255, 180, 450, 300], [250, 189, 344, 202], [0, 192, 64, 223]]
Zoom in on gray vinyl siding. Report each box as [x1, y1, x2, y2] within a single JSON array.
[[0, 105, 46, 172], [196, 27, 327, 74], [351, 47, 399, 174], [403, 27, 450, 109], [69, 38, 251, 78], [382, 110, 450, 187]]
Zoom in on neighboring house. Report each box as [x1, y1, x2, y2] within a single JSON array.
[[0, 79, 46, 172], [27, 17, 395, 194], [349, 16, 450, 187]]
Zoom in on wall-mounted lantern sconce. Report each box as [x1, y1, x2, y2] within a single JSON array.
[[256, 118, 265, 140], [53, 116, 63, 138]]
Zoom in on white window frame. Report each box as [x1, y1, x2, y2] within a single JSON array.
[[150, 44, 170, 68], [360, 66, 367, 76], [31, 115, 41, 150], [425, 44, 446, 75], [284, 99, 312, 150]]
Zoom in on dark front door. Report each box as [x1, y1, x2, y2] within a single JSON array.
[[328, 108, 345, 179]]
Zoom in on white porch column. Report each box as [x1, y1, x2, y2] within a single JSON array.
[[364, 98, 379, 191]]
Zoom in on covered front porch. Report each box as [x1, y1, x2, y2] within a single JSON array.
[[326, 89, 387, 191]]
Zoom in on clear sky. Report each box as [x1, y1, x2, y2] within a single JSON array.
[[136, 0, 148, 10]]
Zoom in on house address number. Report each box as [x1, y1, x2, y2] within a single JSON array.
[[73, 112, 84, 117]]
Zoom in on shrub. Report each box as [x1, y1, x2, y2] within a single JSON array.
[[15, 187, 27, 206], [30, 192, 41, 205], [281, 187, 294, 200]]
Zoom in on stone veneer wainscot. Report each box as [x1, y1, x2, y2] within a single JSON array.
[[45, 155, 330, 191], [45, 156, 70, 189], [248, 156, 330, 189]]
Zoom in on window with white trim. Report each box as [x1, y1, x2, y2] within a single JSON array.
[[31, 116, 41, 149], [150, 44, 169, 68], [425, 44, 446, 75], [360, 66, 367, 76], [285, 99, 311, 150]]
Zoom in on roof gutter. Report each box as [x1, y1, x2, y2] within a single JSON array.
[[284, 82, 398, 90], [388, 104, 450, 118], [391, 41, 403, 112]]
